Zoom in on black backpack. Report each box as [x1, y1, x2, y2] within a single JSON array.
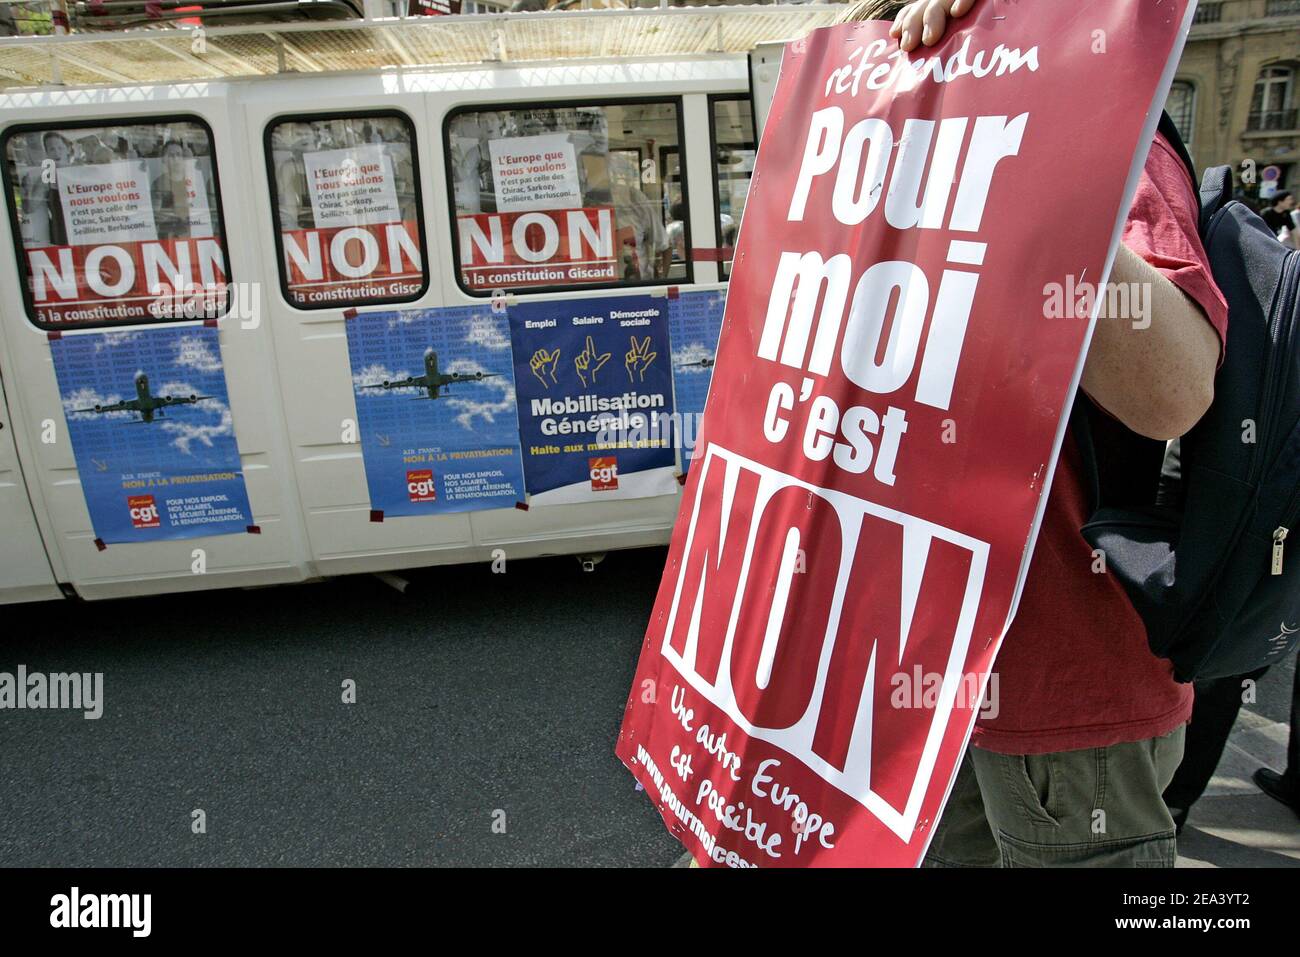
[[1073, 112, 1300, 682]]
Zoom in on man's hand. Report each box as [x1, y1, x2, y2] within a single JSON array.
[[889, 0, 977, 52]]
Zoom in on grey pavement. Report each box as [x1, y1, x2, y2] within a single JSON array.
[[1176, 656, 1300, 867], [0, 546, 1294, 867]]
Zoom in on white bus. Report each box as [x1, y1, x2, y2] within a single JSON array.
[[0, 6, 828, 603]]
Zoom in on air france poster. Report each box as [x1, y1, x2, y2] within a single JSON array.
[[345, 304, 525, 516], [50, 323, 253, 544], [668, 287, 727, 474]]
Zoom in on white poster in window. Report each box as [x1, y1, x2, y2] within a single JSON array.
[[303, 144, 401, 228], [148, 157, 214, 241], [488, 134, 581, 212], [56, 160, 157, 246]]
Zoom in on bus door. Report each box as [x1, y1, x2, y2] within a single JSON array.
[[245, 78, 483, 576], [0, 371, 61, 604], [428, 73, 756, 556], [0, 89, 313, 600]]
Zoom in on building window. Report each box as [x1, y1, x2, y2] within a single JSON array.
[[1165, 81, 1196, 145], [1266, 1, 1300, 17], [2, 117, 229, 329], [1193, 2, 1222, 24], [445, 100, 689, 295], [710, 96, 756, 279], [1249, 64, 1297, 131], [265, 111, 427, 309]]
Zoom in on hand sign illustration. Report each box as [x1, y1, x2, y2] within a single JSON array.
[[625, 335, 658, 383], [530, 347, 561, 388], [574, 335, 611, 388]]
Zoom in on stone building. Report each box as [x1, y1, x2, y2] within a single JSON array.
[[1170, 0, 1300, 197]]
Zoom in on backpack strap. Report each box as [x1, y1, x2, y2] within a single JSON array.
[[1156, 110, 1197, 190], [1070, 393, 1164, 517], [1198, 165, 1234, 235], [1070, 394, 1102, 517], [1156, 108, 1235, 235]]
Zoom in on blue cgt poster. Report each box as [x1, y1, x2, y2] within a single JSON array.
[[50, 323, 254, 544], [345, 304, 525, 517], [509, 293, 677, 504]]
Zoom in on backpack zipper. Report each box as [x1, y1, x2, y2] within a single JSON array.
[[1273, 477, 1300, 575], [1166, 239, 1296, 647], [1263, 249, 1300, 576]]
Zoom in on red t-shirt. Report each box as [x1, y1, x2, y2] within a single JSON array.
[[971, 134, 1230, 755]]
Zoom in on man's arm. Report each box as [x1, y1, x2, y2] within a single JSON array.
[[1083, 244, 1219, 440], [1284, 219, 1300, 251], [889, 0, 1222, 441]]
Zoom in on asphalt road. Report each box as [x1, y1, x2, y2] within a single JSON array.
[[0, 548, 682, 867], [0, 547, 1294, 867]]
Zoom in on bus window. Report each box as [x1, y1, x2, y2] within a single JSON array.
[[265, 111, 427, 309], [445, 100, 690, 295], [709, 96, 756, 279], [2, 117, 230, 329]]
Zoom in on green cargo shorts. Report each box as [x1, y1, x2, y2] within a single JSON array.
[[922, 725, 1186, 867]]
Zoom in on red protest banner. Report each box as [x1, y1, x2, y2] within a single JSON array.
[[617, 2, 1194, 867], [282, 220, 424, 306], [27, 237, 228, 326], [456, 206, 619, 290]]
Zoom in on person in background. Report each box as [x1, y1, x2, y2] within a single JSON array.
[[575, 108, 614, 206], [450, 117, 486, 214], [386, 134, 418, 225], [22, 131, 76, 246], [613, 179, 671, 281], [1161, 668, 1270, 833], [273, 122, 315, 230], [152, 140, 193, 241], [1260, 191, 1298, 249], [840, 0, 1228, 867], [666, 201, 687, 266], [1254, 662, 1300, 818]]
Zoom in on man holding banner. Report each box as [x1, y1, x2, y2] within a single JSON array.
[[880, 0, 1227, 868], [618, 0, 1227, 867]]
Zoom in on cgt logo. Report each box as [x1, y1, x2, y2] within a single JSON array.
[[127, 494, 160, 529], [406, 469, 437, 503], [589, 456, 619, 491]]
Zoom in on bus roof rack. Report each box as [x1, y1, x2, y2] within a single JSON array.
[[0, 4, 842, 91]]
